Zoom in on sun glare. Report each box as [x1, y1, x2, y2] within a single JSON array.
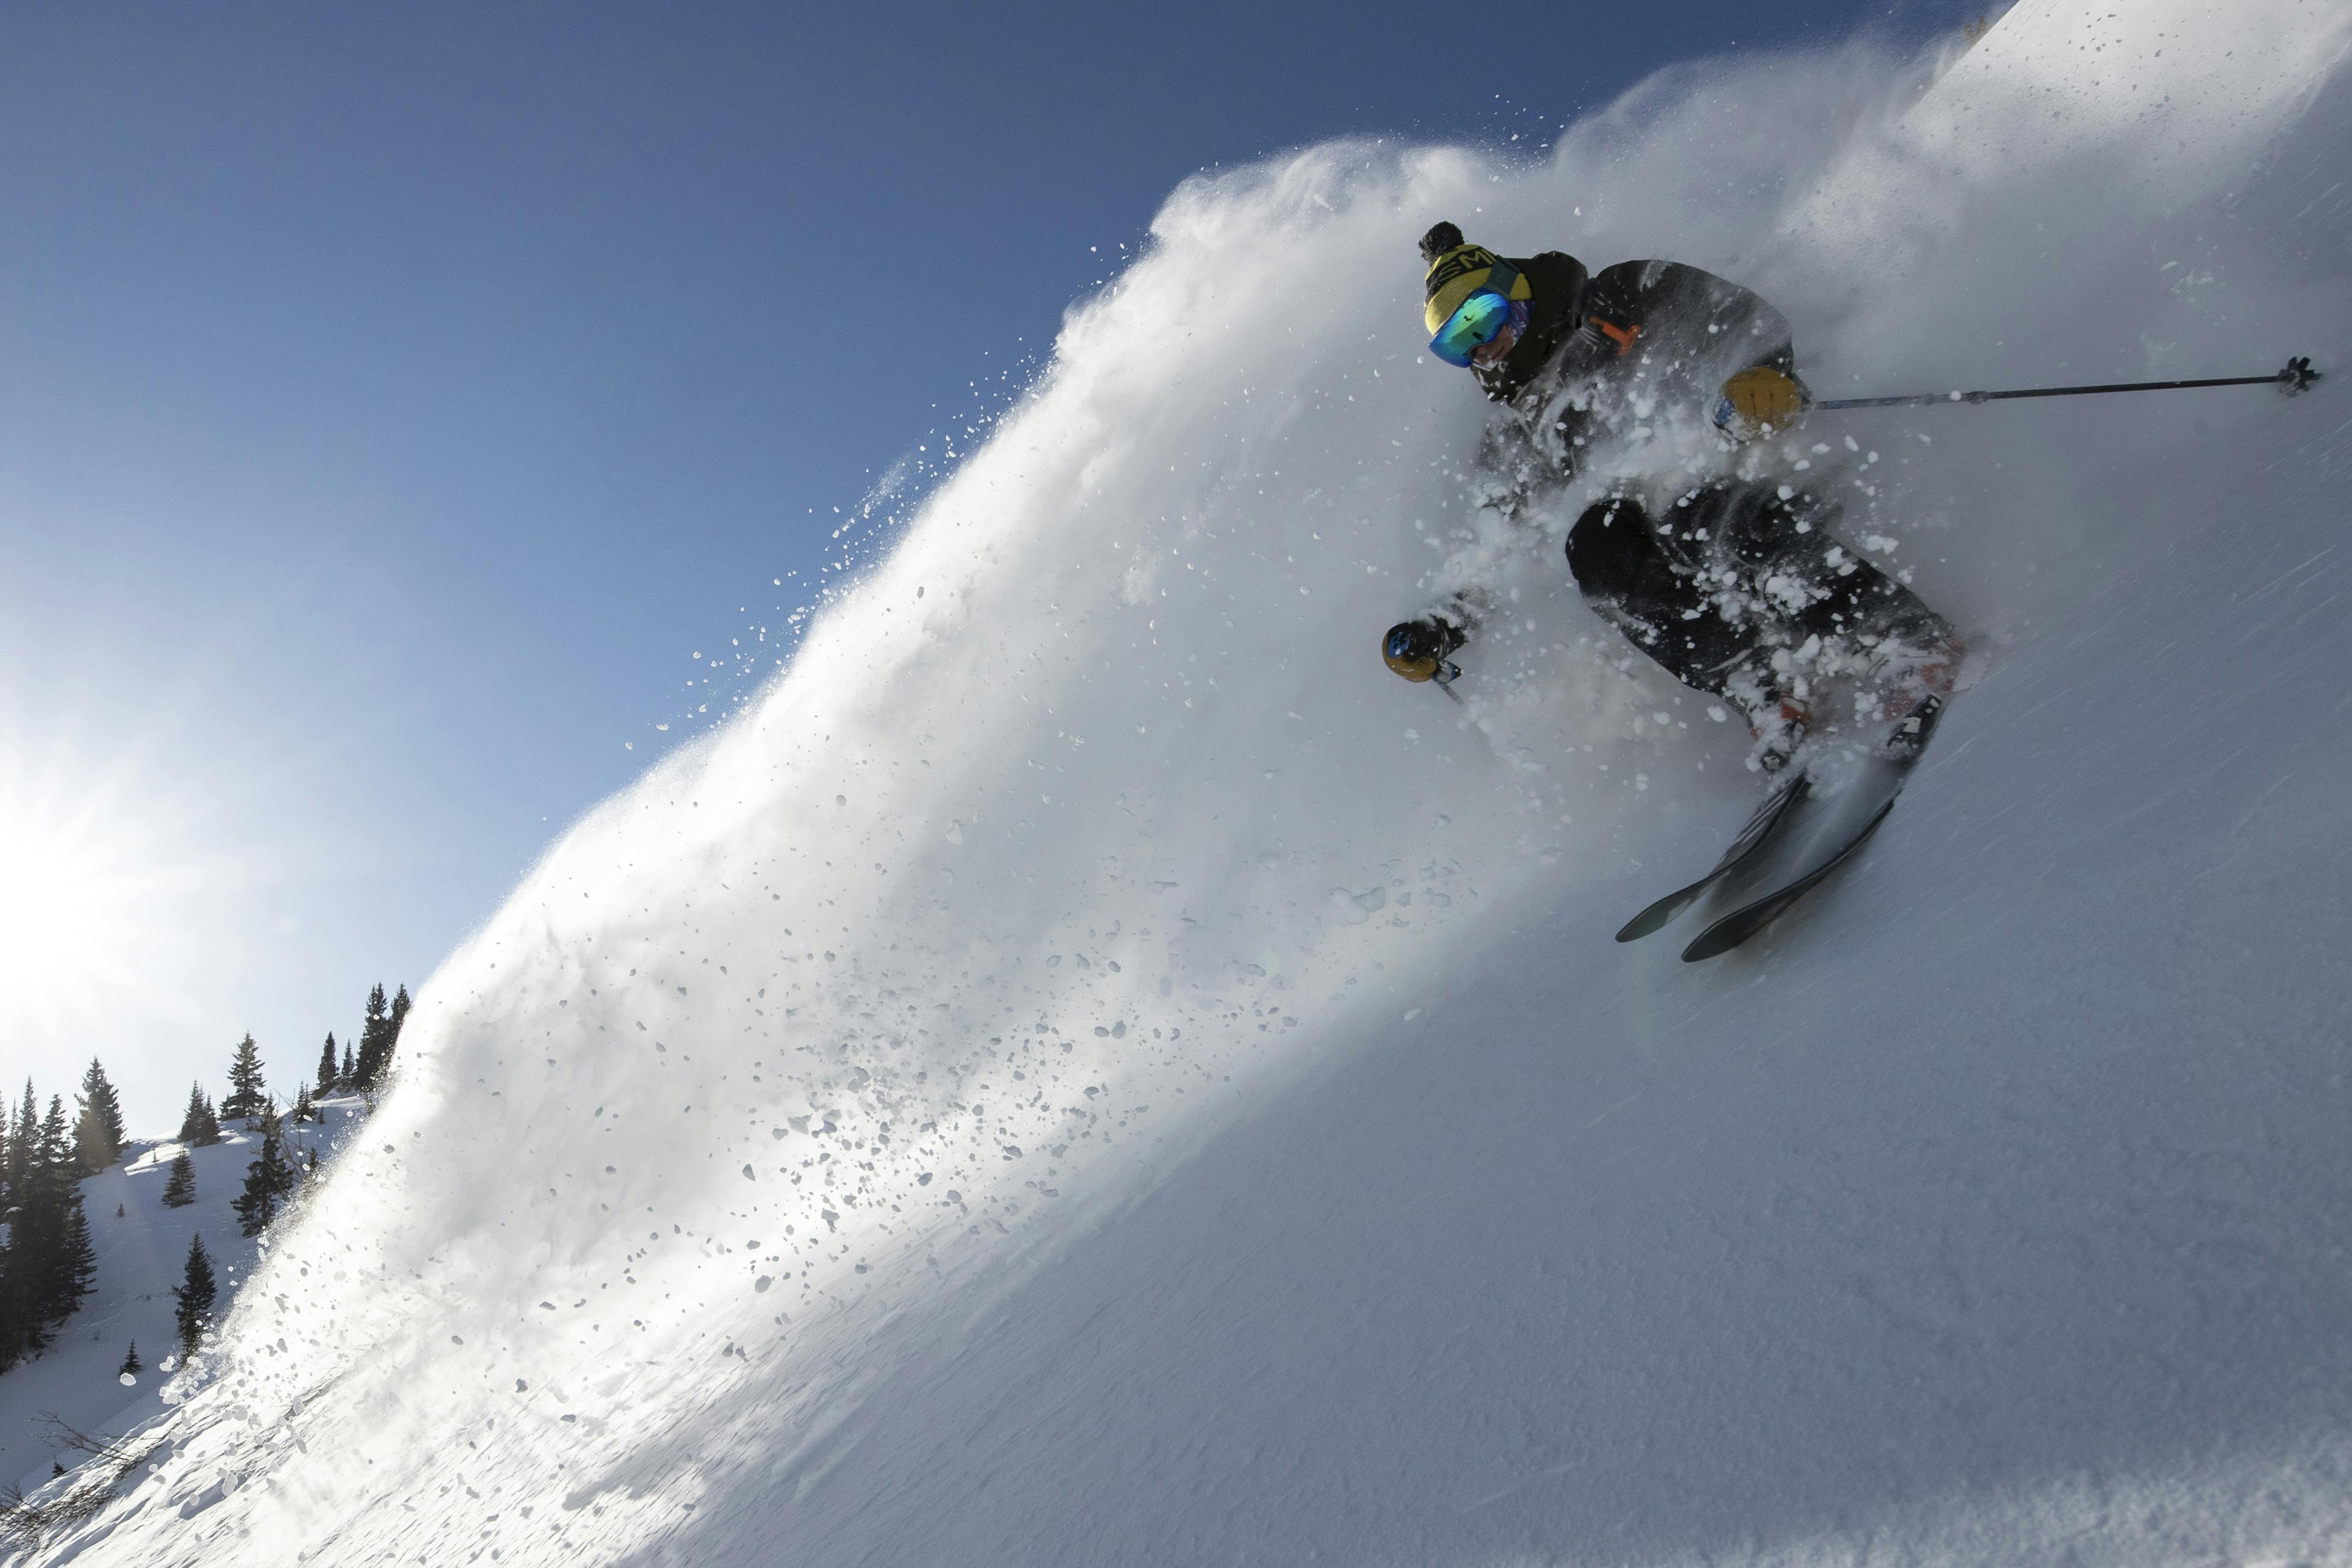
[[0, 760, 195, 1045], [0, 818, 126, 984]]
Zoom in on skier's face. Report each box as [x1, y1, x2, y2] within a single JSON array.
[[1469, 322, 1519, 368]]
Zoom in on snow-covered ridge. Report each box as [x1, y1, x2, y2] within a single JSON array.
[[26, 0, 2352, 1561]]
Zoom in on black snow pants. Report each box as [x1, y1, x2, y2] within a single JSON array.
[[1565, 480, 1952, 714]]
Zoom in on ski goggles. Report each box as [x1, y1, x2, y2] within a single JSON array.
[[1428, 290, 1515, 366]]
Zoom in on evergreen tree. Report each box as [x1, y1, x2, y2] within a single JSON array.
[[316, 1032, 339, 1096], [0, 1084, 34, 1369], [221, 1034, 267, 1124], [73, 1058, 125, 1172], [161, 1151, 196, 1208], [22, 1097, 65, 1326], [339, 1041, 355, 1088], [390, 983, 412, 1054], [0, 1081, 104, 1373], [34, 1095, 96, 1325], [173, 1234, 217, 1356], [0, 1093, 101, 1354], [4, 1087, 53, 1362], [231, 1100, 298, 1238], [353, 984, 391, 1089], [4, 1080, 33, 1196], [177, 1082, 222, 1146], [53, 1200, 96, 1320], [118, 1341, 141, 1379]]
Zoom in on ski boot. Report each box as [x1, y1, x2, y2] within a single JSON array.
[[1874, 636, 1961, 759], [1745, 695, 1811, 774], [1883, 693, 1945, 760]]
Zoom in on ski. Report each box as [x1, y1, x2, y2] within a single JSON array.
[[1615, 770, 1813, 942], [1663, 696, 1948, 959], [1612, 685, 1948, 955], [1680, 795, 1899, 961]]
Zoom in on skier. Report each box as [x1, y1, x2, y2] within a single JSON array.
[[1382, 221, 1959, 770]]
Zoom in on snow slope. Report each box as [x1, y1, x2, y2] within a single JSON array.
[[25, 1, 2352, 1562], [0, 1101, 364, 1495]]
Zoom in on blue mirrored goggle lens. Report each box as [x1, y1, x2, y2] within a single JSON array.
[[1385, 627, 1415, 658], [1428, 290, 1512, 366]]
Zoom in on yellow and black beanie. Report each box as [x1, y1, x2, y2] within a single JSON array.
[[1423, 241, 1534, 335]]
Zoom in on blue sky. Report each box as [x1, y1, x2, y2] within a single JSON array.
[[0, 0, 1981, 1126]]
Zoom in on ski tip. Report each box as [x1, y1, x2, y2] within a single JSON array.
[[1680, 913, 1768, 964], [1679, 796, 1901, 962], [1615, 912, 1663, 943], [1619, 886, 1703, 942]]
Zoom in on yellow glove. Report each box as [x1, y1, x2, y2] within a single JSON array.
[[1714, 366, 1809, 441]]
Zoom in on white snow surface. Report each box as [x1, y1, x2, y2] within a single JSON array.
[[27, 2, 2352, 1562]]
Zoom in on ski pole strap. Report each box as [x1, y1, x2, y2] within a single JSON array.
[[1814, 356, 2321, 411]]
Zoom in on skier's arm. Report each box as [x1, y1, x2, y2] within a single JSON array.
[[1501, 261, 1683, 448], [1576, 260, 1812, 439], [1564, 260, 1668, 366], [1580, 260, 1800, 378]]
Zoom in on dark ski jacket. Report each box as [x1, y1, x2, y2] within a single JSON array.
[[1471, 256, 1799, 472]]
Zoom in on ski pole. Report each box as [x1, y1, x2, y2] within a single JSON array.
[[1813, 355, 2320, 412]]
